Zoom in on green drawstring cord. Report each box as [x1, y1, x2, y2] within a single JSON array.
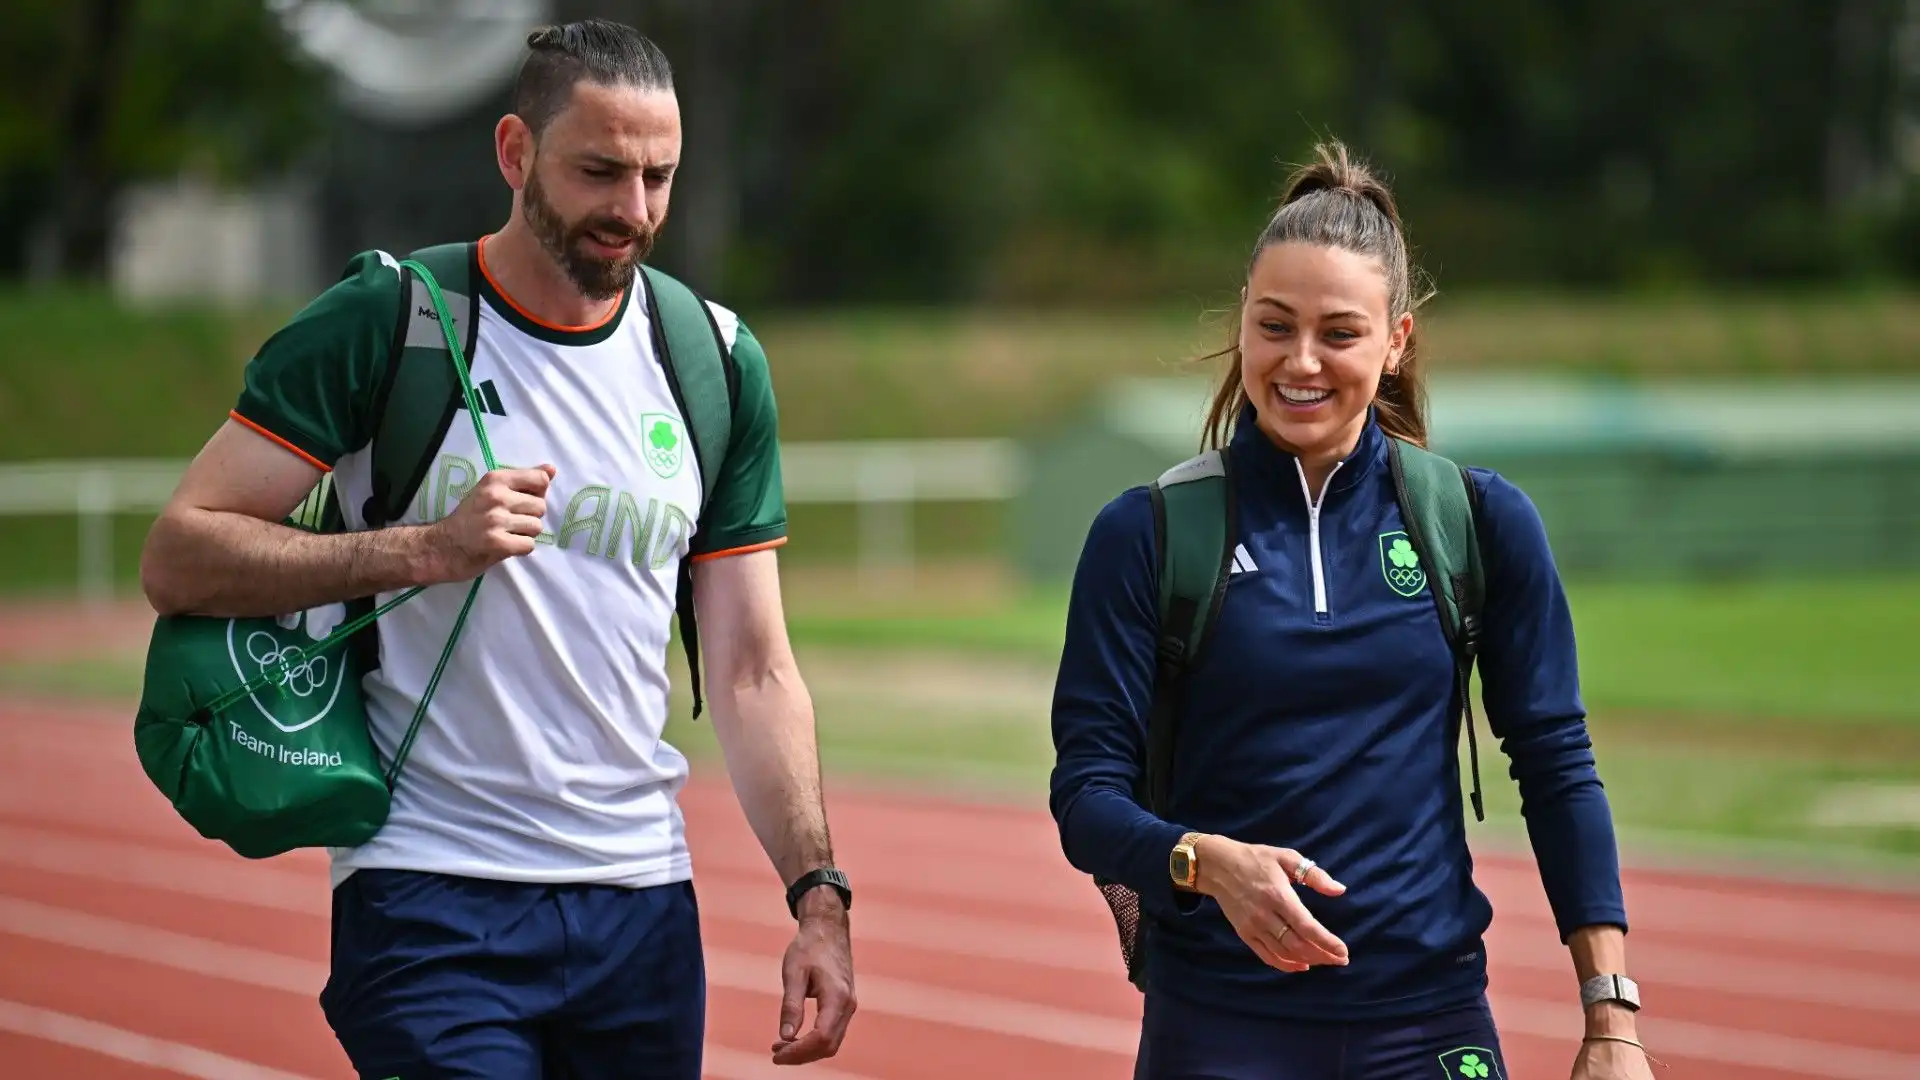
[[201, 257, 503, 792]]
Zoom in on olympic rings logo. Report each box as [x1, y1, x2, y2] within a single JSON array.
[[246, 631, 329, 699]]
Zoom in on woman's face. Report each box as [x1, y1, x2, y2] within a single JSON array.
[[1237, 241, 1411, 467]]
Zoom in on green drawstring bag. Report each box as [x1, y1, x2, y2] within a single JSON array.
[[133, 247, 497, 860]]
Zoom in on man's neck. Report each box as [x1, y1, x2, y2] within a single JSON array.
[[481, 224, 621, 329]]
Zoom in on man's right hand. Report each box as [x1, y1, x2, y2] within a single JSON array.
[[1191, 834, 1350, 974], [425, 465, 557, 582]]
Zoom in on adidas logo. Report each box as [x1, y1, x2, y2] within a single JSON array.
[[457, 379, 508, 417], [1229, 543, 1257, 575]]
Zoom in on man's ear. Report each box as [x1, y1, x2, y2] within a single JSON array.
[[496, 114, 534, 192]]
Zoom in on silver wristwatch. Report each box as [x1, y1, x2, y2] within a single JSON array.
[[1579, 973, 1641, 1012]]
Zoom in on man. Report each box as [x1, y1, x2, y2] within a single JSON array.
[[138, 18, 855, 1079]]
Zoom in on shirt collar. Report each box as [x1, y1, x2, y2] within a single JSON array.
[[1227, 399, 1387, 501]]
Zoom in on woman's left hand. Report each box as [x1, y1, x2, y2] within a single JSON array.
[[1571, 1035, 1657, 1079]]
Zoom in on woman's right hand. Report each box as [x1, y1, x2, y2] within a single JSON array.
[[1191, 834, 1350, 974]]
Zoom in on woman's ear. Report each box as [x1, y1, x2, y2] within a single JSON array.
[[1384, 311, 1414, 374]]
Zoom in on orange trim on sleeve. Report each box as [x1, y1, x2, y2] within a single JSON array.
[[689, 536, 788, 563], [228, 410, 331, 473]]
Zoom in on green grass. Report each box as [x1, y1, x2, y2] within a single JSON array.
[[2, 286, 1918, 462], [1566, 577, 1915, 724], [790, 573, 1920, 725], [1478, 723, 1920, 860], [0, 291, 292, 460]]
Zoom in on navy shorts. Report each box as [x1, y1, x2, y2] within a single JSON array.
[[1135, 989, 1508, 1080], [319, 869, 706, 1080]]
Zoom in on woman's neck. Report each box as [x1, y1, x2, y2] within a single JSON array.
[[1256, 416, 1365, 503]]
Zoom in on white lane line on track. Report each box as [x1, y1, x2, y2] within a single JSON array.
[[9, 894, 1920, 1079], [9, 813, 1920, 967], [707, 948, 1139, 1054], [0, 897, 888, 1080], [692, 885, 1920, 1016], [5, 822, 1916, 1017], [0, 999, 324, 1080], [701, 1045, 887, 1080], [690, 834, 1920, 959], [0, 895, 326, 990], [0, 989, 875, 1080]]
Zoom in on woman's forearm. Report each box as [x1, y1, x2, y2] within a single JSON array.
[[1567, 924, 1638, 1038]]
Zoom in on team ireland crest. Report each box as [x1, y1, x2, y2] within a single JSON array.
[[1436, 1046, 1504, 1080], [641, 412, 685, 479], [1379, 530, 1426, 598], [224, 602, 351, 734]]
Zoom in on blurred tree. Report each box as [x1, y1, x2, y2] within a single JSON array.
[[0, 0, 327, 282], [0, 0, 1911, 300]]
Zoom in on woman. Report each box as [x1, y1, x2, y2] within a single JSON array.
[[1047, 141, 1657, 1080]]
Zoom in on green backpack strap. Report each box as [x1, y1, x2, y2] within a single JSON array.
[[1142, 448, 1238, 816], [638, 264, 738, 720], [1385, 437, 1489, 820], [364, 242, 482, 530], [1093, 448, 1235, 991]]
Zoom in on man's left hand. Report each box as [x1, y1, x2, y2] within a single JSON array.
[[771, 890, 856, 1065]]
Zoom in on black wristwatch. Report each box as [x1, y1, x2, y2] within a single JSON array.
[[785, 867, 852, 919]]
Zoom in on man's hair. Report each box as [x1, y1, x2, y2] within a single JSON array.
[[512, 18, 674, 137]]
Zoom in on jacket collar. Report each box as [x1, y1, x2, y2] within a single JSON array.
[[1228, 400, 1387, 503]]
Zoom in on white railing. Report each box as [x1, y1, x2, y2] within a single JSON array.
[[0, 439, 1025, 602]]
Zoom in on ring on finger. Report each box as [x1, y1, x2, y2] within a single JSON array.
[[1292, 857, 1316, 885]]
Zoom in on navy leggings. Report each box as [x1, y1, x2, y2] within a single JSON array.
[[1134, 990, 1509, 1080]]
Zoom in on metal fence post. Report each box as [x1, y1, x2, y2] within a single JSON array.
[[77, 469, 114, 606], [855, 449, 915, 593]]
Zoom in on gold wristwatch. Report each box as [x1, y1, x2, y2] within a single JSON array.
[[1169, 832, 1204, 891]]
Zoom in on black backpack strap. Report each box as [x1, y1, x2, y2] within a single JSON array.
[[364, 242, 481, 531], [639, 264, 737, 720], [1142, 448, 1238, 816], [1386, 437, 1489, 820]]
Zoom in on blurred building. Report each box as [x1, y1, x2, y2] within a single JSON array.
[[1013, 376, 1920, 585], [110, 0, 721, 306]]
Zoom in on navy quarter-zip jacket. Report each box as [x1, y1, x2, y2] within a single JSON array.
[[1048, 406, 1628, 1020]]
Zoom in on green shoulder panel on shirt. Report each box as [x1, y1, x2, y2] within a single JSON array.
[[231, 249, 402, 468], [692, 318, 789, 556]]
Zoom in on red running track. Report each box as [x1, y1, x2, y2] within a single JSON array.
[[2, 700, 1919, 1080]]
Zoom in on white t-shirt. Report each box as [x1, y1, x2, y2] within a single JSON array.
[[228, 238, 789, 889]]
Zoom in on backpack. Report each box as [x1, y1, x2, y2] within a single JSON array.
[[131, 242, 736, 860], [1091, 435, 1488, 990]]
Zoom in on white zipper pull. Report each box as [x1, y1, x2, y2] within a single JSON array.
[[1294, 460, 1343, 616]]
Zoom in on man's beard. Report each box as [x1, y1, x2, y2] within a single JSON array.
[[522, 169, 657, 301]]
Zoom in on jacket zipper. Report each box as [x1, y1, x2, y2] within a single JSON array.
[[1294, 459, 1343, 616]]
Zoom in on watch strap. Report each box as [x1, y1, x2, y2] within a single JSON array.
[[785, 867, 852, 919], [1170, 831, 1203, 890], [1579, 973, 1641, 1011]]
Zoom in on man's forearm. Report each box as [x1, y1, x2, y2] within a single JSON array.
[[709, 659, 836, 892], [144, 506, 436, 619]]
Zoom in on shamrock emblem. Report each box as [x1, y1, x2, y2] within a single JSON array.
[[1455, 1053, 1490, 1079], [1388, 537, 1419, 569], [1381, 531, 1427, 597], [641, 414, 685, 478]]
